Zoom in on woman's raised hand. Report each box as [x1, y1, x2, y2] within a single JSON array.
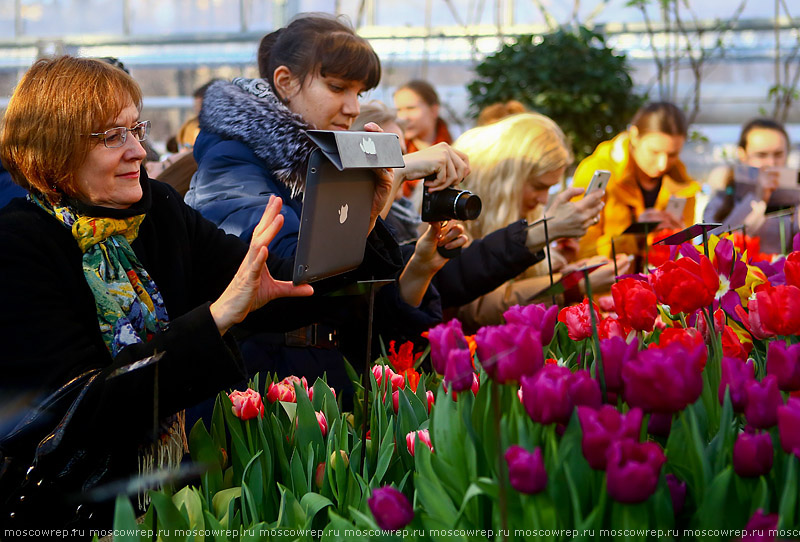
[[545, 187, 605, 239], [210, 196, 313, 335], [400, 142, 471, 191]]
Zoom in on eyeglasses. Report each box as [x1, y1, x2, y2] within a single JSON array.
[[90, 120, 150, 149]]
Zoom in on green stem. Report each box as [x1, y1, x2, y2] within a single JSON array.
[[491, 382, 510, 542], [245, 419, 255, 456], [584, 271, 607, 403]]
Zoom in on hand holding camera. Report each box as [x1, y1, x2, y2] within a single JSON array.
[[421, 174, 482, 258]]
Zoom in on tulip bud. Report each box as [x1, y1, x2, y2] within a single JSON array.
[[778, 397, 800, 457], [605, 440, 666, 503], [330, 449, 349, 470], [314, 462, 325, 488], [426, 390, 435, 413], [666, 474, 686, 516], [577, 405, 642, 470], [368, 486, 414, 531], [521, 365, 573, 425], [720, 357, 755, 413], [733, 430, 773, 477], [316, 411, 328, 437], [229, 388, 264, 420], [744, 375, 784, 429], [766, 341, 800, 392], [504, 445, 547, 494], [406, 429, 433, 456], [428, 319, 468, 375]]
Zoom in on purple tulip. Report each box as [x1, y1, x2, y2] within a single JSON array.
[[733, 430, 774, 477], [719, 357, 756, 413], [428, 319, 468, 375], [476, 324, 543, 384], [744, 375, 784, 429], [521, 365, 573, 425], [739, 509, 779, 542], [606, 440, 666, 503], [778, 397, 800, 457], [598, 336, 638, 396], [622, 342, 704, 414], [444, 347, 474, 393], [503, 303, 558, 345], [766, 340, 800, 392], [504, 445, 548, 494], [647, 412, 673, 437], [666, 474, 686, 516], [577, 405, 642, 470], [367, 486, 414, 531], [568, 370, 602, 408]]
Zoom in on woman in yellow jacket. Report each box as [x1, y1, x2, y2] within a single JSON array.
[[573, 102, 700, 260]]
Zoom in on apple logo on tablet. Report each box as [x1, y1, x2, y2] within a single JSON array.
[[338, 204, 348, 224]]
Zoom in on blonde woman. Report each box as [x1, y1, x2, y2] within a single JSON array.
[[454, 112, 628, 330]]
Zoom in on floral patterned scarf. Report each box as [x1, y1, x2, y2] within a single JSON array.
[[30, 193, 169, 356]]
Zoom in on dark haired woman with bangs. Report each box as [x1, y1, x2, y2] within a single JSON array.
[[186, 14, 467, 393]]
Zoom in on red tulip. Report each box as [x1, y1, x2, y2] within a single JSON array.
[[612, 278, 659, 332], [735, 297, 773, 340], [651, 327, 707, 368], [315, 462, 325, 488], [266, 376, 309, 403], [784, 251, 800, 288], [392, 390, 400, 414], [426, 390, 435, 413], [316, 411, 328, 437], [558, 299, 601, 341], [406, 429, 433, 456], [229, 388, 265, 420], [650, 255, 718, 315], [598, 317, 628, 340], [755, 284, 800, 337]]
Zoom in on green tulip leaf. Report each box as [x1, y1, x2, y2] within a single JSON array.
[[212, 487, 241, 520], [300, 492, 334, 522], [173, 486, 205, 531], [189, 418, 224, 498], [148, 490, 189, 541], [112, 494, 143, 542], [778, 454, 798, 530]]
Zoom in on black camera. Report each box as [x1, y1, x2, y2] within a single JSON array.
[[420, 175, 482, 223], [419, 174, 482, 258]]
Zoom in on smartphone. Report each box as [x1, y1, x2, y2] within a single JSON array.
[[585, 170, 611, 197], [765, 166, 800, 189], [665, 196, 686, 219]]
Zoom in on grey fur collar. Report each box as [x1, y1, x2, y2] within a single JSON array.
[[199, 78, 317, 196]]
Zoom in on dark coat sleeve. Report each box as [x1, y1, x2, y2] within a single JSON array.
[[433, 220, 545, 308]]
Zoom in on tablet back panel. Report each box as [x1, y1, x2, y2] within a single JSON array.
[[293, 148, 374, 285]]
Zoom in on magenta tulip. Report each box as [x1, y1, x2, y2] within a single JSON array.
[[733, 430, 773, 478], [744, 375, 784, 429], [444, 347, 474, 392], [623, 342, 704, 414], [778, 397, 800, 457], [606, 440, 666, 503], [577, 405, 642, 470], [521, 365, 573, 425], [647, 412, 673, 438], [503, 303, 558, 345], [568, 370, 602, 408], [766, 340, 800, 392], [504, 445, 548, 494], [739, 509, 778, 542], [476, 324, 543, 383], [666, 474, 686, 515], [427, 319, 468, 375], [598, 336, 638, 396], [719, 357, 755, 413], [368, 486, 414, 531]]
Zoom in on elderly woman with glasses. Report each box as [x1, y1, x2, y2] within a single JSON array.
[[0, 56, 315, 530]]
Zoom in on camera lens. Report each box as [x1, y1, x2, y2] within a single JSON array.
[[455, 192, 482, 221]]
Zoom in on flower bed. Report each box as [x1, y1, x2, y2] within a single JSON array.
[[112, 234, 800, 541]]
